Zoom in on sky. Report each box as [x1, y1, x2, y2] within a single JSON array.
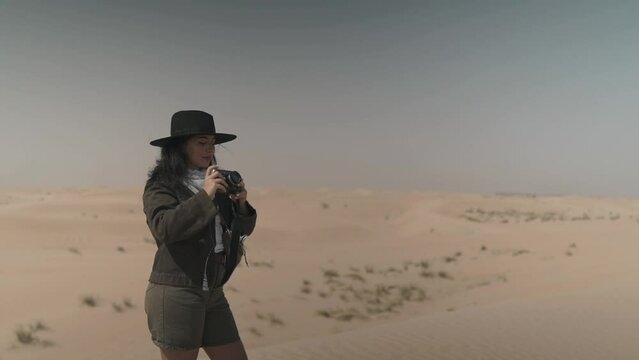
[[2, 0, 639, 197]]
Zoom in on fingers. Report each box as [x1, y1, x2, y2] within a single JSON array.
[[206, 165, 219, 177], [214, 178, 228, 192]]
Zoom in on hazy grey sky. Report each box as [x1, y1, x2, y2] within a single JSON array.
[[2, 1, 639, 196]]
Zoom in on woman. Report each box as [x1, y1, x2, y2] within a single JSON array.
[[143, 110, 257, 360]]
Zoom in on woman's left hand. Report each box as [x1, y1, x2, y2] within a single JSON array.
[[229, 180, 248, 204]]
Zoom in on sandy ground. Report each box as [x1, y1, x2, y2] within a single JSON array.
[[1, 187, 639, 359]]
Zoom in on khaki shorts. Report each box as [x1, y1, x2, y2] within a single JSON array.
[[144, 259, 240, 350]]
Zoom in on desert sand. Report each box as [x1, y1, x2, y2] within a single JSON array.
[[1, 187, 639, 359]]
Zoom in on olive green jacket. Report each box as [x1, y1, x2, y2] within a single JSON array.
[[142, 178, 257, 288]]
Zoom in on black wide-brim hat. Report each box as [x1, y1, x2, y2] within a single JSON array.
[[149, 110, 237, 147]]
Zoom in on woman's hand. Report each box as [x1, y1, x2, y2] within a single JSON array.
[[229, 180, 249, 213], [204, 165, 228, 198]]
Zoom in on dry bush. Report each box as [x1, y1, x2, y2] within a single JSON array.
[[251, 260, 274, 268], [14, 320, 53, 347], [123, 298, 135, 308], [344, 273, 366, 283], [512, 249, 530, 256], [81, 295, 99, 307], [322, 269, 340, 278]]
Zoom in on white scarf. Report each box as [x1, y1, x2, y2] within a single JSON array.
[[183, 168, 225, 253]]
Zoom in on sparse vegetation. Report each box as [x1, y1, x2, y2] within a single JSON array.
[[571, 213, 591, 221], [266, 313, 285, 326], [462, 206, 633, 224], [381, 267, 403, 275], [123, 298, 135, 308], [344, 273, 366, 282], [420, 270, 435, 278], [14, 320, 53, 347], [249, 327, 263, 337], [311, 262, 435, 322], [462, 208, 567, 223], [512, 249, 530, 256], [322, 269, 340, 279], [81, 295, 100, 307], [110, 298, 135, 313], [316, 307, 369, 321], [251, 260, 274, 268]]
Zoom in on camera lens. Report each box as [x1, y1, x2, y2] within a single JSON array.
[[228, 171, 242, 185]]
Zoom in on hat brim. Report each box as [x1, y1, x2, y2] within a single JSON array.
[[149, 133, 237, 147]]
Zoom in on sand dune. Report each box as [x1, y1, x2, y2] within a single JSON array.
[[247, 274, 639, 360], [2, 187, 639, 359]]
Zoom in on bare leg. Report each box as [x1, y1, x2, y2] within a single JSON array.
[[159, 347, 200, 360], [203, 339, 248, 360]]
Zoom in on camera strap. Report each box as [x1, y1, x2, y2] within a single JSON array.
[[220, 202, 242, 286]]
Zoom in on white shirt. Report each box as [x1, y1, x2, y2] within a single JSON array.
[[183, 168, 225, 253]]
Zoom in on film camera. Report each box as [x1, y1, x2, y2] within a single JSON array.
[[217, 169, 244, 195]]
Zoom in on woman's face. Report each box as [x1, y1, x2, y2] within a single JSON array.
[[184, 134, 215, 169]]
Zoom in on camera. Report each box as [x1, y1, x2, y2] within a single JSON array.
[[217, 169, 243, 195]]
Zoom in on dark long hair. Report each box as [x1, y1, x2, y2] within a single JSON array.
[[146, 136, 218, 189]]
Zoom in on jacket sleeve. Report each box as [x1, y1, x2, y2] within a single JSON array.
[[232, 200, 257, 236], [143, 181, 219, 245]]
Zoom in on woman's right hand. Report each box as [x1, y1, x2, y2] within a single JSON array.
[[204, 165, 228, 198]]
